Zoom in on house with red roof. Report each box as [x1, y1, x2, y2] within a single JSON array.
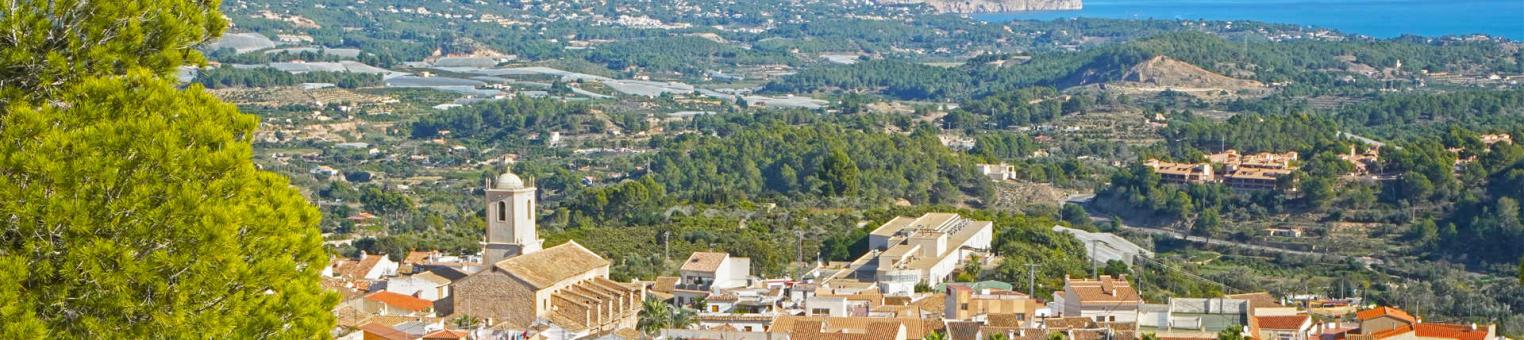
[[1346, 306, 1497, 340], [361, 291, 437, 317], [1253, 314, 1314, 340]]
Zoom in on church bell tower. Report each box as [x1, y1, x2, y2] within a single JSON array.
[[481, 169, 542, 265]]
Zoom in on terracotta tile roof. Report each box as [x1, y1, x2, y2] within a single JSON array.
[[359, 322, 413, 340], [865, 322, 906, 340], [947, 321, 981, 340], [321, 277, 364, 300], [1414, 323, 1490, 340], [680, 252, 729, 272], [404, 251, 434, 265], [422, 329, 470, 339], [988, 314, 1023, 328], [1043, 317, 1098, 330], [365, 291, 434, 312], [1071, 329, 1108, 340], [695, 314, 775, 322], [493, 241, 609, 289], [651, 276, 678, 293], [707, 293, 739, 302], [1065, 276, 1141, 305], [1256, 315, 1310, 330], [335, 255, 386, 280], [1356, 307, 1416, 324], [772, 315, 943, 339], [411, 271, 452, 285], [1371, 325, 1413, 339]]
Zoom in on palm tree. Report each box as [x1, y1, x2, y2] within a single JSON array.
[[451, 314, 480, 329], [1217, 326, 1248, 340], [924, 330, 948, 340], [670, 307, 697, 330], [988, 333, 1010, 340], [637, 298, 671, 336]]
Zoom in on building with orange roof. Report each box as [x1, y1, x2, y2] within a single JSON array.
[[362, 291, 437, 317], [674, 251, 751, 306], [420, 329, 469, 340], [1254, 314, 1314, 340], [944, 283, 1040, 325], [770, 315, 944, 340], [1146, 159, 1216, 184], [385, 271, 452, 301], [325, 252, 400, 291], [1347, 306, 1497, 340], [450, 174, 644, 337], [359, 322, 414, 340], [1148, 150, 1302, 191], [1058, 275, 1143, 323], [403, 251, 436, 265]]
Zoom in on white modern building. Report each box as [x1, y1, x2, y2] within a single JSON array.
[[668, 251, 751, 307], [860, 213, 994, 295]]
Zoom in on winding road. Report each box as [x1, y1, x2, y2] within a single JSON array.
[[1064, 194, 1385, 267]]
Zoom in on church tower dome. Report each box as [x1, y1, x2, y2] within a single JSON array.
[[495, 170, 527, 189], [482, 166, 540, 265]]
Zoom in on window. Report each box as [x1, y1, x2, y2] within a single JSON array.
[[498, 201, 506, 221], [710, 305, 719, 312], [744, 326, 753, 332], [1017, 313, 1026, 321]]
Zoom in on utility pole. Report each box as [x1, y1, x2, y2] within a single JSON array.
[[1027, 263, 1040, 298], [1134, 256, 1143, 298], [796, 230, 805, 280], [1090, 240, 1099, 278], [662, 230, 670, 262]]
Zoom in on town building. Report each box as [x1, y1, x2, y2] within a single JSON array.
[[1252, 314, 1314, 340], [448, 169, 643, 336], [943, 283, 1041, 324], [360, 291, 437, 317], [384, 271, 452, 301], [770, 315, 946, 340], [1479, 133, 1512, 145], [1347, 307, 1497, 340], [1147, 150, 1301, 191], [978, 163, 1017, 181], [326, 252, 400, 292], [859, 213, 994, 295], [1145, 159, 1216, 184], [1138, 297, 1247, 338], [1339, 145, 1382, 175], [1057, 275, 1143, 323], [672, 251, 751, 306]]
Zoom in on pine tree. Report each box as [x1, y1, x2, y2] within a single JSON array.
[[819, 146, 860, 196], [1, 0, 226, 102], [0, 0, 334, 337], [0, 71, 337, 337]]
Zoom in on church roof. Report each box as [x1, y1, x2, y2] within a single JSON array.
[[494, 241, 609, 289]]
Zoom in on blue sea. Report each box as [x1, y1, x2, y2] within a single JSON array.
[[974, 0, 1524, 40]]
